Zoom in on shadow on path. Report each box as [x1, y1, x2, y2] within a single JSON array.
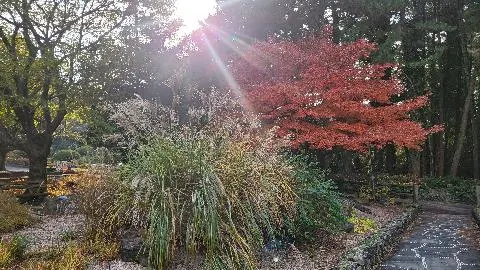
[[381, 202, 480, 270]]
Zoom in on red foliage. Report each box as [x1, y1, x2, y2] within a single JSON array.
[[230, 28, 442, 152]]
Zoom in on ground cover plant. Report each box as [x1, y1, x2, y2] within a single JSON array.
[[0, 193, 35, 233], [0, 235, 28, 268], [14, 238, 119, 270]]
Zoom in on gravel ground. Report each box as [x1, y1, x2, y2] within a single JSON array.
[[2, 214, 84, 252], [88, 260, 148, 270], [1, 212, 148, 269]]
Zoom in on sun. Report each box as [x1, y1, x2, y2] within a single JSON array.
[[174, 0, 217, 33]]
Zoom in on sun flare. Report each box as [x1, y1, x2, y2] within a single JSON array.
[[174, 0, 217, 33]]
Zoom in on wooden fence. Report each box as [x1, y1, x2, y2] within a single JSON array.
[[0, 171, 76, 198]]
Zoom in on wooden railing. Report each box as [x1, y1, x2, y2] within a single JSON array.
[[0, 171, 76, 197]]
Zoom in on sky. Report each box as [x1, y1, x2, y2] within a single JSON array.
[[174, 0, 218, 34]]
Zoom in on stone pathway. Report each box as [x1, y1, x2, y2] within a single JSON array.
[[381, 203, 480, 270]]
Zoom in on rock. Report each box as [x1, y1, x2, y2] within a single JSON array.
[[344, 222, 355, 233], [119, 230, 148, 266], [41, 196, 73, 215]]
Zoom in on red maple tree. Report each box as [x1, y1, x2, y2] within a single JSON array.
[[230, 28, 442, 152]]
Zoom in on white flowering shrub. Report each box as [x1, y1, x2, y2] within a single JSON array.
[[107, 87, 261, 148]]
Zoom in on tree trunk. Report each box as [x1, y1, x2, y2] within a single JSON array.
[[472, 95, 480, 208], [450, 66, 477, 177], [435, 123, 446, 177], [343, 150, 352, 175], [385, 144, 396, 175], [27, 153, 48, 194], [428, 136, 435, 177], [367, 147, 378, 200], [410, 151, 421, 203], [473, 118, 479, 183], [330, 0, 340, 43], [25, 135, 52, 196], [0, 146, 7, 171]]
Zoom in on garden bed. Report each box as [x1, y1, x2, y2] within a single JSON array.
[[0, 196, 414, 270], [336, 205, 420, 270], [255, 203, 409, 270]]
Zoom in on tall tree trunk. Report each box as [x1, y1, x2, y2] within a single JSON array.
[[435, 95, 446, 177], [439, 0, 464, 177], [330, 0, 340, 43], [450, 66, 477, 177], [27, 153, 48, 194], [343, 150, 352, 175], [385, 144, 396, 175], [410, 151, 421, 203], [472, 95, 480, 208], [428, 136, 435, 177], [0, 146, 7, 171], [368, 147, 377, 200]]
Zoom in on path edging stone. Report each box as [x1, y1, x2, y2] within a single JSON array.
[[336, 205, 420, 270]]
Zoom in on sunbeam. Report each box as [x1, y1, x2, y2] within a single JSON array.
[[202, 33, 253, 111], [204, 24, 268, 72]]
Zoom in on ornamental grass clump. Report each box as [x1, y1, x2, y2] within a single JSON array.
[[118, 135, 296, 270]]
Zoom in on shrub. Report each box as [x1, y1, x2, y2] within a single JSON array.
[[85, 88, 348, 269], [347, 213, 377, 234], [19, 237, 118, 270], [52, 149, 80, 162], [112, 136, 296, 270], [358, 185, 391, 203], [75, 169, 127, 240], [90, 147, 116, 164], [286, 157, 346, 242], [0, 235, 28, 268], [75, 145, 94, 157], [0, 193, 34, 233], [420, 177, 475, 203], [5, 150, 29, 167], [49, 243, 88, 270]]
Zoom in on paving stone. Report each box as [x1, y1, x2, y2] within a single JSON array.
[[382, 208, 480, 270], [457, 266, 480, 270]]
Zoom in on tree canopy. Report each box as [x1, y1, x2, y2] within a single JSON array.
[[231, 28, 442, 152]]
